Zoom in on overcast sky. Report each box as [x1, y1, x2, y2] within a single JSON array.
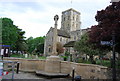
[[0, 0, 111, 38]]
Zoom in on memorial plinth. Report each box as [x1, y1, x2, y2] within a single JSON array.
[[45, 56, 61, 73], [44, 15, 61, 73]]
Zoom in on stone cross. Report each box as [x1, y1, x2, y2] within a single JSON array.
[[52, 15, 59, 56]]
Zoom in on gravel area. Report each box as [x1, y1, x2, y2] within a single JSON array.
[[2, 71, 71, 81], [2, 72, 43, 79]]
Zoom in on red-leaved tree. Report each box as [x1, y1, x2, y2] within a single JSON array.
[[89, 2, 120, 53]]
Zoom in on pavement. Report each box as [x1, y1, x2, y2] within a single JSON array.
[[2, 71, 71, 81]]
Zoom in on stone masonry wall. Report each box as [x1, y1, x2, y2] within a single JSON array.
[[3, 57, 108, 79]]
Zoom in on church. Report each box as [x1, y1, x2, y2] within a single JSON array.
[[44, 8, 82, 56]]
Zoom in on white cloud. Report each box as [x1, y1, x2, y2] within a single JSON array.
[[0, 0, 111, 38]]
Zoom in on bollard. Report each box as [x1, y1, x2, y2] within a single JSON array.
[[75, 76, 81, 81], [72, 67, 75, 81], [16, 62, 20, 74]]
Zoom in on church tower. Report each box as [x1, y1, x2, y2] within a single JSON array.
[[61, 8, 81, 33]]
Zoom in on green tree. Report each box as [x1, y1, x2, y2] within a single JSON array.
[[26, 36, 45, 54], [74, 33, 105, 63], [2, 18, 18, 48], [15, 29, 27, 52], [1, 17, 26, 52]]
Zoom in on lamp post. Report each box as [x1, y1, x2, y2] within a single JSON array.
[[112, 31, 116, 81]]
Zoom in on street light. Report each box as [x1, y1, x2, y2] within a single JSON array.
[[112, 31, 116, 81]]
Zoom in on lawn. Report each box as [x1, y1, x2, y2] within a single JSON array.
[[10, 54, 46, 60], [77, 58, 120, 69]]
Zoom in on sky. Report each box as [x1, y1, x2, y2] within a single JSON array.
[[0, 0, 111, 38]]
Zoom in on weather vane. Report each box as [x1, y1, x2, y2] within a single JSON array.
[[71, 0, 73, 8], [71, 0, 72, 4]]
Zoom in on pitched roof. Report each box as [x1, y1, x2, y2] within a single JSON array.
[[47, 27, 70, 38], [63, 41, 76, 47], [57, 29, 70, 38]]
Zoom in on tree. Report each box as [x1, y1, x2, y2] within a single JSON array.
[[56, 42, 64, 54], [15, 29, 27, 52], [89, 2, 120, 53], [26, 36, 45, 54], [1, 18, 26, 52], [74, 33, 102, 63], [2, 18, 18, 48]]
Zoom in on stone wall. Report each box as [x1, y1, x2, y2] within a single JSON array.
[[60, 61, 108, 79], [3, 57, 45, 72], [3, 57, 108, 79]]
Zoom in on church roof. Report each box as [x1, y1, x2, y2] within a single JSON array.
[[63, 41, 76, 47], [47, 27, 70, 38], [57, 29, 70, 38], [62, 8, 80, 15]]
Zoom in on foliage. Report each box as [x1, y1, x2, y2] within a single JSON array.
[[65, 51, 70, 56], [56, 42, 64, 54], [74, 33, 102, 56], [96, 60, 111, 67], [2, 18, 18, 48], [26, 36, 45, 54], [1, 18, 26, 51], [77, 58, 92, 64], [89, 2, 120, 53]]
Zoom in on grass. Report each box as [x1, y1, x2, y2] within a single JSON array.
[[96, 60, 111, 67], [10, 54, 24, 58], [10, 54, 46, 60], [77, 58, 120, 69]]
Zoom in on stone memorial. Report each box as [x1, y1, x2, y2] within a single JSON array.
[[44, 15, 61, 73]]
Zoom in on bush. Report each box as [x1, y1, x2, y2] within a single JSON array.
[[96, 60, 111, 67]]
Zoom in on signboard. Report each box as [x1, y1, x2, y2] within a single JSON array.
[[111, 0, 120, 2], [101, 41, 113, 46]]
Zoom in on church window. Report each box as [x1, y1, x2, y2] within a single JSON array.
[[74, 36, 76, 40], [60, 37, 62, 42], [72, 22, 74, 27], [48, 45, 51, 52], [68, 24, 69, 27], [73, 16, 74, 20], [76, 15, 79, 21], [68, 16, 70, 20], [64, 17, 65, 21], [48, 48, 51, 52], [52, 37, 53, 42], [63, 24, 64, 28], [76, 24, 78, 28]]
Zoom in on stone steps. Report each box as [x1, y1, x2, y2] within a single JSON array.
[[36, 71, 69, 78]]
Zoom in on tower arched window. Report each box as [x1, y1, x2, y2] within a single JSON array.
[[68, 16, 70, 20], [73, 16, 74, 20], [64, 17, 65, 21]]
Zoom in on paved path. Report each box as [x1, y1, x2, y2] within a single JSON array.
[[2, 71, 71, 81]]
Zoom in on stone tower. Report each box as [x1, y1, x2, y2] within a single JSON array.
[[61, 8, 81, 33]]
